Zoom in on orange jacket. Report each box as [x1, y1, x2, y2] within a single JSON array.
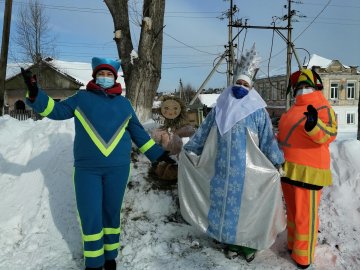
[[278, 91, 337, 187]]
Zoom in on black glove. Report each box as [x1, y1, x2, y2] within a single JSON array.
[[304, 105, 318, 131], [21, 68, 38, 100], [156, 151, 176, 164]]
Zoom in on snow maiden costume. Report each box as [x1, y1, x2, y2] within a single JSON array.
[[22, 57, 171, 270], [178, 45, 285, 261]]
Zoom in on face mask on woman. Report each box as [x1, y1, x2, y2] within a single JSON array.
[[295, 88, 314, 96], [232, 85, 249, 99], [96, 76, 115, 89]]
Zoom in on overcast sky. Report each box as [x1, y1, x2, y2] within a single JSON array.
[[1, 0, 359, 92]]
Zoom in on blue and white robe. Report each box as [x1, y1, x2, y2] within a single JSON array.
[[178, 100, 285, 249]]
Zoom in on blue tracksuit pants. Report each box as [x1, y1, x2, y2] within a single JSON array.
[[73, 165, 130, 268]]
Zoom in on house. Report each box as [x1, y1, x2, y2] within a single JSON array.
[[255, 54, 359, 139], [4, 58, 125, 118], [186, 93, 220, 127]]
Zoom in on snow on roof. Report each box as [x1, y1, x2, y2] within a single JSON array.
[[5, 58, 126, 90], [257, 54, 353, 79], [198, 94, 220, 108], [48, 59, 125, 89], [306, 54, 351, 69], [5, 62, 29, 80], [306, 54, 333, 68]]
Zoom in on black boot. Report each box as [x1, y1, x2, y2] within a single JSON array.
[[297, 263, 310, 269], [85, 267, 102, 270], [104, 259, 116, 270]]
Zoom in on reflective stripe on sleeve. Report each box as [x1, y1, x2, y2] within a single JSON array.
[[139, 139, 155, 154], [40, 97, 55, 116]]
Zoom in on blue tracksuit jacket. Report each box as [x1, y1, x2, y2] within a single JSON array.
[[26, 88, 164, 167]]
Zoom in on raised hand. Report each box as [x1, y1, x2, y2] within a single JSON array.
[[304, 105, 318, 131], [21, 68, 38, 100]]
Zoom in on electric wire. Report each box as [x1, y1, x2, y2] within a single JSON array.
[[293, 0, 332, 41]]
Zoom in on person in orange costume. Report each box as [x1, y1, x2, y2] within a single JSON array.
[[277, 68, 337, 269]]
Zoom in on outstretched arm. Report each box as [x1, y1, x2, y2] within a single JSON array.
[[183, 108, 216, 155]]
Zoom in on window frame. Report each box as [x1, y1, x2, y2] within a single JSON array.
[[280, 83, 286, 100], [330, 82, 339, 100], [346, 81, 356, 99], [346, 112, 355, 125]]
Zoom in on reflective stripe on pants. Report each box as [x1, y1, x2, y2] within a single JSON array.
[[281, 182, 321, 266], [73, 165, 130, 268]]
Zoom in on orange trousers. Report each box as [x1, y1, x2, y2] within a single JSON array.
[[281, 182, 322, 266]]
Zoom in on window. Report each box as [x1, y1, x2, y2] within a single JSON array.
[[346, 113, 355, 124], [347, 82, 355, 99], [265, 83, 270, 100], [280, 84, 285, 100], [272, 85, 277, 100], [330, 83, 339, 99]]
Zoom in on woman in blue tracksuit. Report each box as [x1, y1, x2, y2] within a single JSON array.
[[21, 57, 173, 270]]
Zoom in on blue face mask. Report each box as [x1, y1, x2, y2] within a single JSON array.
[[232, 85, 249, 99], [96, 76, 115, 89]]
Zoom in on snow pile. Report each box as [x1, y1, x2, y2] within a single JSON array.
[[0, 116, 359, 269]]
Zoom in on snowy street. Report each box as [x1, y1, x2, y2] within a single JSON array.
[[0, 116, 359, 270]]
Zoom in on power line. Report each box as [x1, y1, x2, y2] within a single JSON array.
[[165, 15, 219, 19], [163, 63, 226, 70], [301, 2, 360, 9], [294, 0, 332, 41], [0, 0, 228, 16], [250, 0, 339, 68], [163, 32, 220, 56]]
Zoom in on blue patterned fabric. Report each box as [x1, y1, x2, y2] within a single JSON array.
[[184, 108, 284, 244]]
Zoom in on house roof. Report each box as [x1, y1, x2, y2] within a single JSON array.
[[46, 58, 125, 89], [258, 54, 356, 78], [198, 93, 220, 108], [307, 54, 350, 69], [6, 58, 126, 90], [5, 60, 84, 87]]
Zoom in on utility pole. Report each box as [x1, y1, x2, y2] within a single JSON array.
[[227, 0, 235, 86], [189, 51, 227, 105], [189, 1, 239, 105], [0, 0, 13, 116], [231, 0, 298, 111], [285, 0, 293, 110], [179, 79, 183, 100]]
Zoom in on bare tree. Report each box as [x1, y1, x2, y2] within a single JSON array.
[[14, 0, 55, 63], [177, 79, 196, 105], [104, 0, 165, 122]]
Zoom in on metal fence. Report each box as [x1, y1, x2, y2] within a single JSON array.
[[5, 108, 42, 121], [6, 109, 162, 123]]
